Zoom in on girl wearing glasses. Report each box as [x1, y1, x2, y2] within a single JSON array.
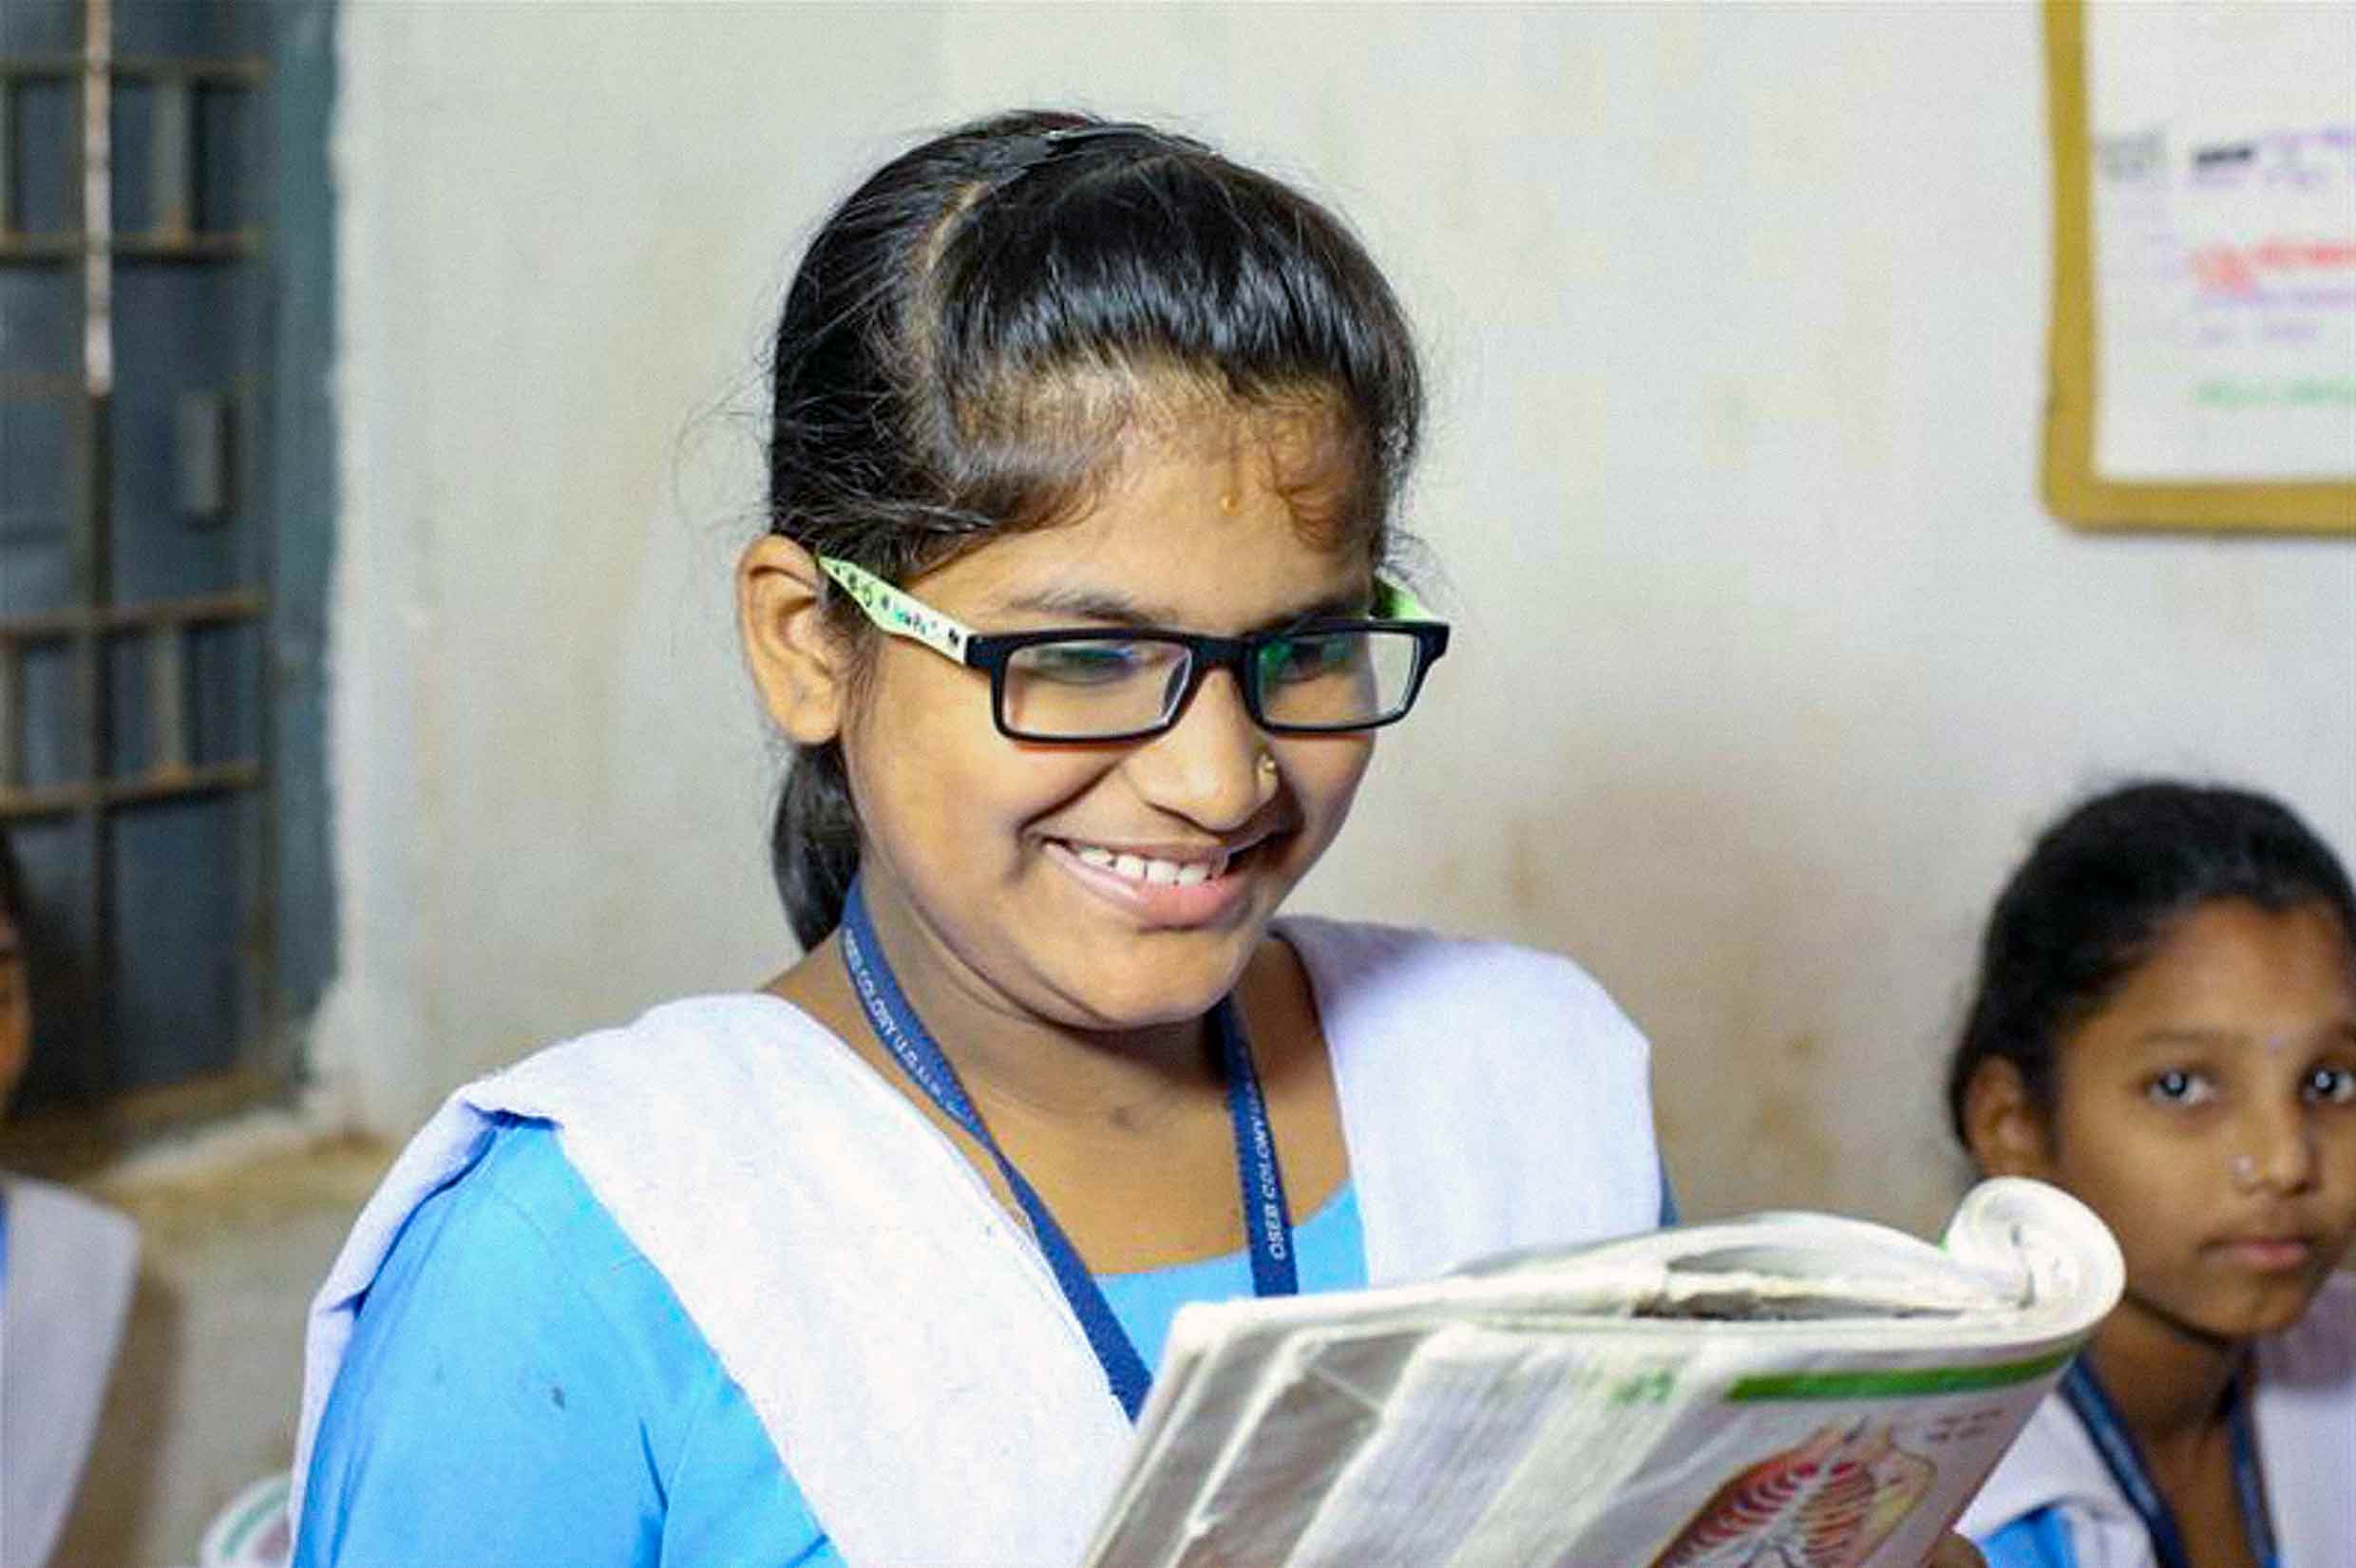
[[1950, 783, 2356, 1568], [291, 112, 1982, 1568]]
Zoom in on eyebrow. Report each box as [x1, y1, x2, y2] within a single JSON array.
[[998, 584, 1375, 633]]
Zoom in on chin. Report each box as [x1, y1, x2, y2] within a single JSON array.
[[1097, 971, 1241, 1029], [2195, 1278, 2330, 1342], [1053, 941, 1252, 1030]]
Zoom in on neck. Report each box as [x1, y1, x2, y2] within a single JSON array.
[[839, 880, 1225, 1134], [2086, 1294, 2248, 1461]]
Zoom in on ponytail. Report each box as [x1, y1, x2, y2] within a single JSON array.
[[772, 741, 862, 949]]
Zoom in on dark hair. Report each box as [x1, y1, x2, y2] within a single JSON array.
[[763, 109, 1425, 948], [0, 823, 24, 935], [1946, 780, 2356, 1144]]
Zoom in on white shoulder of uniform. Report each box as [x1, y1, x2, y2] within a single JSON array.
[[1277, 915, 1650, 1064], [1277, 916, 1662, 1283], [1, 1172, 138, 1268], [2254, 1270, 2356, 1562], [1958, 1389, 2159, 1568], [1960, 1275, 2356, 1566], [2259, 1268, 2356, 1381], [484, 992, 877, 1124], [296, 991, 1130, 1568], [1956, 1389, 2112, 1535], [1, 1175, 140, 1568]]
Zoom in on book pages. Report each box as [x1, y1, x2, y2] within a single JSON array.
[[1084, 1179, 2122, 1568]]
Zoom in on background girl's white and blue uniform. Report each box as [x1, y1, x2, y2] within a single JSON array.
[[0, 1177, 140, 1568], [1962, 1275, 2356, 1568]]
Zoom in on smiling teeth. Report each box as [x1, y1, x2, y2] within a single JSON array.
[[1072, 843, 1226, 885]]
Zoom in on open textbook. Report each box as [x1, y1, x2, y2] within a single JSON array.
[[1083, 1178, 2123, 1568]]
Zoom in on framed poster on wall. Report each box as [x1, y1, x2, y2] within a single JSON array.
[[2043, 0, 2356, 533]]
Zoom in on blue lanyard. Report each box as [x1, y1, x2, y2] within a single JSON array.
[[2061, 1357, 2277, 1568], [837, 881, 1298, 1420]]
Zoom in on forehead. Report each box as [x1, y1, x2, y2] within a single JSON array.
[[2075, 897, 2356, 1049], [922, 408, 1375, 625]]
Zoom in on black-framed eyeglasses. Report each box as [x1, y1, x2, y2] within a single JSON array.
[[818, 556, 1451, 743]]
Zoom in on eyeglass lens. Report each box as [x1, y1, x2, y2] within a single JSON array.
[[1000, 629, 1426, 738]]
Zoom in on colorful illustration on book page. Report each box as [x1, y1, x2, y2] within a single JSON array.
[[1644, 1422, 1935, 1568]]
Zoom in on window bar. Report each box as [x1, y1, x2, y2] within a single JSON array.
[[81, 0, 113, 400], [150, 69, 189, 243], [76, 0, 119, 1099], [148, 618, 186, 780], [0, 75, 14, 239], [0, 639, 19, 794]]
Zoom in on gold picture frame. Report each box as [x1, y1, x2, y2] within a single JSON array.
[[2042, 0, 2355, 534]]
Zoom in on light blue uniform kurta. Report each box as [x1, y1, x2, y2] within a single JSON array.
[[1977, 1510, 2080, 1568]]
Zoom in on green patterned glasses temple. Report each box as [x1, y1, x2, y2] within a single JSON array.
[[817, 555, 1450, 743]]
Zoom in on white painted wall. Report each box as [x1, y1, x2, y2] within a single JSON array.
[[320, 1, 2355, 1237]]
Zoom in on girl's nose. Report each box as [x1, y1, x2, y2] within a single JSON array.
[[1126, 669, 1276, 829], [2238, 1096, 2321, 1196]]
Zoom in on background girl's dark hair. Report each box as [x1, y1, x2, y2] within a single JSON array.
[[764, 108, 1425, 948], [1945, 780, 2356, 1146]]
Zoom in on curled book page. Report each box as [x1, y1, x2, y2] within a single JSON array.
[[1082, 1178, 2123, 1568]]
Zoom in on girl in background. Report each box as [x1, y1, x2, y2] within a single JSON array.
[[291, 110, 1979, 1568], [0, 828, 141, 1568], [1952, 782, 2356, 1567]]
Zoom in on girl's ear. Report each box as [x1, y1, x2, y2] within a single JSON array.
[[739, 535, 850, 746], [1961, 1058, 2056, 1181]]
